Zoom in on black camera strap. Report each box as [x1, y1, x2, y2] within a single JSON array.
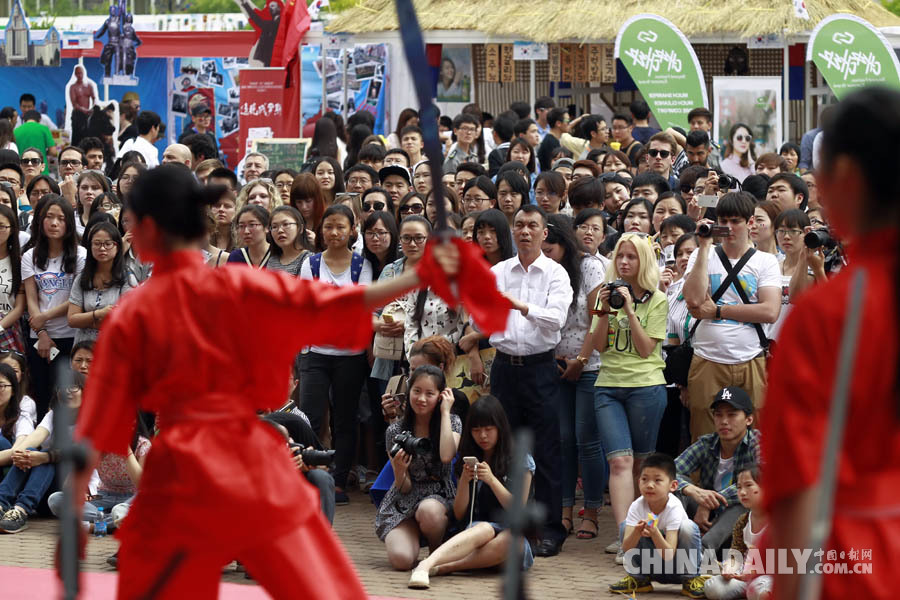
[[685, 245, 757, 343], [715, 245, 769, 351]]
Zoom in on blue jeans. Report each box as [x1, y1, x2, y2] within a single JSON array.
[[0, 449, 56, 514], [559, 370, 607, 508], [306, 468, 336, 525], [0, 436, 12, 451], [621, 519, 702, 583], [595, 385, 667, 460], [48, 490, 134, 522]]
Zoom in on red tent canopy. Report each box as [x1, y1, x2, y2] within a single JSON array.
[[62, 31, 257, 59]]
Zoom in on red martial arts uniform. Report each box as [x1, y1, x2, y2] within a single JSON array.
[[762, 229, 899, 600], [75, 251, 370, 599]]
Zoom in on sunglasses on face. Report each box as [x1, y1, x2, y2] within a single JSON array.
[[399, 204, 424, 215], [734, 135, 752, 142], [21, 158, 42, 166], [363, 201, 385, 211], [648, 149, 670, 159]]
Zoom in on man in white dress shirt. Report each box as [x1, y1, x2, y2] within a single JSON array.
[[489, 204, 573, 557]]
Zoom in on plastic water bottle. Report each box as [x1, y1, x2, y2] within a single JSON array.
[[94, 507, 107, 538]]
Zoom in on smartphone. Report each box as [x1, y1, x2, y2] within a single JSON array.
[[698, 195, 719, 208], [34, 341, 60, 361], [662, 245, 676, 268], [382, 313, 394, 324], [463, 456, 478, 467]]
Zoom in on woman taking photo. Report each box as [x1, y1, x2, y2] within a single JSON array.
[[720, 123, 756, 184], [770, 209, 824, 340], [0, 205, 24, 352], [228, 205, 271, 269], [362, 210, 398, 281], [591, 232, 668, 557], [299, 204, 372, 505], [290, 173, 325, 248], [474, 209, 514, 267], [22, 195, 86, 416], [266, 206, 311, 276], [543, 214, 607, 540], [75, 170, 111, 236], [313, 157, 345, 206], [67, 222, 133, 344], [237, 178, 280, 214], [750, 200, 780, 256], [407, 395, 532, 589], [496, 171, 529, 227], [376, 364, 461, 570]]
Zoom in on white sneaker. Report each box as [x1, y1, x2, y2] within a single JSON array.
[[605, 539, 621, 554], [408, 569, 430, 589], [615, 547, 625, 565]]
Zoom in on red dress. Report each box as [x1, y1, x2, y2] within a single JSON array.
[[762, 230, 899, 599], [75, 251, 371, 599]]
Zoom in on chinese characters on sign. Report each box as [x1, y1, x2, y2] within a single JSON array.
[[239, 101, 283, 117]]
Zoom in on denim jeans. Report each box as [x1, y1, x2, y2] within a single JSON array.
[[595, 385, 667, 460], [306, 468, 336, 525], [559, 370, 607, 509], [0, 436, 12, 451], [621, 518, 702, 583], [0, 449, 56, 514], [48, 490, 134, 522], [681, 494, 748, 553]]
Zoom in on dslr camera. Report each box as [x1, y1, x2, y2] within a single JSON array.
[[389, 431, 432, 458], [289, 443, 336, 467], [607, 279, 635, 310], [716, 173, 737, 191], [804, 227, 834, 250]]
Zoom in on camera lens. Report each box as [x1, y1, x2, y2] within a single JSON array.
[[698, 223, 713, 238], [804, 229, 830, 249]]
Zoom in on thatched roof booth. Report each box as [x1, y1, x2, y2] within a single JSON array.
[[328, 0, 900, 40]]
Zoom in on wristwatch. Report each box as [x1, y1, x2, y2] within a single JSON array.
[[715, 306, 722, 320], [575, 355, 589, 366]]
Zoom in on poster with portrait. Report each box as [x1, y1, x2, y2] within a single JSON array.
[[712, 76, 783, 156], [436, 45, 472, 103]]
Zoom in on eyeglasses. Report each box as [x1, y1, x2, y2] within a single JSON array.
[[734, 135, 752, 142], [119, 174, 138, 183], [399, 204, 424, 215], [347, 177, 371, 187], [21, 158, 42, 166], [91, 240, 118, 250], [29, 188, 50, 199], [270, 222, 298, 232], [775, 228, 804, 238], [237, 222, 264, 231], [363, 201, 386, 211], [534, 190, 558, 198], [274, 181, 292, 190], [364, 230, 390, 239], [0, 225, 10, 232], [458, 126, 478, 134], [399, 234, 428, 245], [0, 383, 11, 390], [648, 149, 671, 159], [60, 159, 83, 167], [0, 177, 19, 186], [99, 201, 115, 210], [576, 224, 604, 234]]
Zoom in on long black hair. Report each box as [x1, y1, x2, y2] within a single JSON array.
[[0, 350, 29, 398], [0, 204, 21, 297], [33, 195, 80, 273], [129, 164, 222, 243], [453, 395, 513, 481], [400, 365, 447, 468], [546, 213, 583, 297], [362, 210, 398, 278], [0, 362, 21, 441], [474, 208, 514, 262], [80, 221, 127, 291]]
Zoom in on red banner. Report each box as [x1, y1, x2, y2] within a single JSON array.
[[238, 67, 296, 161]]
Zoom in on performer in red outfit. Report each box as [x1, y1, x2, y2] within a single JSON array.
[[763, 87, 899, 600], [70, 165, 468, 599]]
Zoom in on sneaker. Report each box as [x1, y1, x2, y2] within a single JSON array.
[[0, 506, 28, 534], [615, 547, 624, 565], [608, 574, 653, 594], [605, 539, 621, 554], [682, 575, 710, 599], [335, 490, 350, 506], [408, 569, 430, 589]]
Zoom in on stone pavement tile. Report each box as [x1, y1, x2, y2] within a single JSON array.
[[0, 490, 682, 599]]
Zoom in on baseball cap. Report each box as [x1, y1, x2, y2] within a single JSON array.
[[379, 165, 411, 185], [122, 91, 140, 103], [710, 387, 753, 414], [552, 157, 574, 171], [191, 104, 212, 117]]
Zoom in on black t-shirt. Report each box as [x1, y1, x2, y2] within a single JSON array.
[[537, 134, 561, 172]]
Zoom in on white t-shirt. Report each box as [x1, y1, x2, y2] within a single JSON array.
[[22, 246, 87, 339], [685, 246, 781, 364], [13, 410, 34, 439], [768, 274, 793, 341], [299, 254, 372, 356], [118, 136, 159, 168], [625, 493, 687, 533], [714, 454, 735, 491], [36, 409, 55, 449], [0, 255, 16, 315], [743, 513, 767, 549], [20, 395, 36, 425]]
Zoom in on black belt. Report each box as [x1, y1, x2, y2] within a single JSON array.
[[495, 350, 555, 367]]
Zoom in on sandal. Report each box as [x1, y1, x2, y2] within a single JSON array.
[[562, 516, 574, 536], [576, 517, 598, 539]]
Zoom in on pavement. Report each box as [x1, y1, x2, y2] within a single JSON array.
[[0, 488, 686, 599]]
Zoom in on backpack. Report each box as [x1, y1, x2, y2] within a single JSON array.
[[308, 252, 364, 283]]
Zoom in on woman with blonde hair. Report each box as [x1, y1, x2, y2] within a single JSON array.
[[590, 232, 669, 558], [236, 178, 281, 214]]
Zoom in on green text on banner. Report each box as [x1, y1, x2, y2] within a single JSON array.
[[807, 14, 900, 100], [614, 14, 708, 130]]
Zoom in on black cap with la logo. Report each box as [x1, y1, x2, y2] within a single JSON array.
[[710, 386, 754, 415]]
